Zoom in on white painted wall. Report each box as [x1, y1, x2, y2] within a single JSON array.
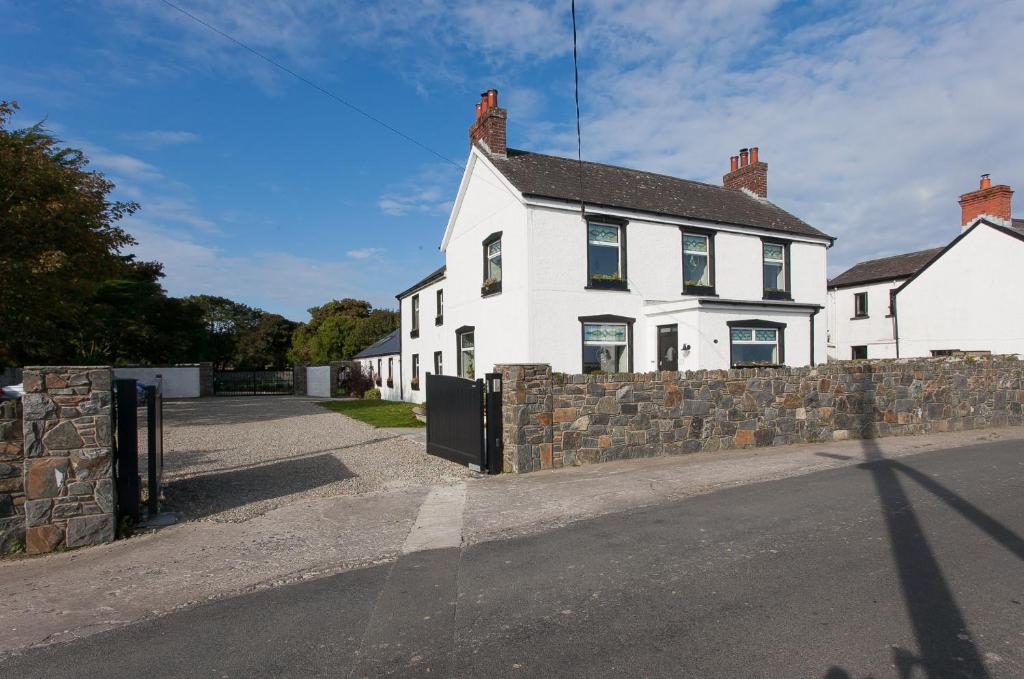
[[355, 355, 403, 401], [306, 366, 332, 398], [896, 223, 1024, 357], [827, 280, 902, 360], [114, 367, 200, 398]]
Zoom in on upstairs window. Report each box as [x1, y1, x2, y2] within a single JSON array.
[[729, 321, 785, 367], [410, 294, 420, 337], [762, 241, 790, 299], [854, 292, 868, 318], [482, 232, 502, 296], [436, 289, 444, 325], [587, 221, 628, 290], [682, 230, 715, 294], [581, 319, 631, 373]]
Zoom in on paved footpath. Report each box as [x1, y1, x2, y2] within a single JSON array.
[[2, 427, 1024, 677]]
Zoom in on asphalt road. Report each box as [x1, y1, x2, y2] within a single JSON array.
[[4, 438, 1023, 678]]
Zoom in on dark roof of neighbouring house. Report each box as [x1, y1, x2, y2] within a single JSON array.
[[1013, 218, 1024, 235], [486, 148, 834, 241], [352, 330, 400, 359], [828, 247, 944, 288], [396, 265, 446, 300]]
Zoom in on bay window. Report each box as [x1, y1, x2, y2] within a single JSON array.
[[728, 320, 785, 367], [682, 229, 715, 294], [580, 315, 634, 373], [586, 219, 628, 290]]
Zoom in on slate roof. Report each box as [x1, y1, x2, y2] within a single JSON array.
[[352, 330, 400, 359], [396, 265, 446, 300], [1013, 218, 1024, 235], [487, 148, 833, 241], [828, 247, 943, 288]]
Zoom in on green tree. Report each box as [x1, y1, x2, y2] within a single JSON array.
[[0, 100, 138, 365], [288, 299, 397, 363], [233, 313, 298, 368]]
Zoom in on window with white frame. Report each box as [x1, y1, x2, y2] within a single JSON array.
[[436, 289, 444, 324], [683, 232, 712, 289], [854, 292, 868, 318], [433, 351, 443, 376], [582, 322, 629, 373], [730, 326, 781, 366], [411, 354, 420, 389], [411, 294, 420, 333], [459, 331, 475, 379], [762, 242, 787, 294], [485, 240, 501, 283], [587, 222, 624, 282]]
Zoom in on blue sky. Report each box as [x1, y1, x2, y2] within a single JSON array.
[[4, 0, 1023, 321]]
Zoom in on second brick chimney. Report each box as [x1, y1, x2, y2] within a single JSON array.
[[723, 147, 767, 198], [468, 88, 506, 156], [959, 174, 1012, 230]]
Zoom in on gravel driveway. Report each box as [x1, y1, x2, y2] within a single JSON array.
[[155, 396, 471, 523]]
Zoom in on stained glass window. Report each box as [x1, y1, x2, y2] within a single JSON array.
[[763, 242, 786, 292], [588, 223, 622, 280], [731, 325, 780, 366], [583, 322, 628, 373]]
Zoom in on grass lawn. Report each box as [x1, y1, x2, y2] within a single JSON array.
[[319, 399, 424, 428]]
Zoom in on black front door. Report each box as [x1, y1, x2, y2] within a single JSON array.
[[657, 324, 678, 371]]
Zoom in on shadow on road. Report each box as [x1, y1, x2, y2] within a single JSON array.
[[823, 377, 1024, 678]]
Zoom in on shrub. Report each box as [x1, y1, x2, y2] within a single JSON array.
[[363, 387, 381, 400], [341, 368, 375, 398]]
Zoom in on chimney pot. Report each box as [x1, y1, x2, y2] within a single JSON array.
[[468, 87, 507, 156], [487, 89, 498, 109], [475, 102, 482, 120], [750, 147, 759, 164], [959, 175, 1013, 228], [724, 146, 767, 197], [739, 148, 749, 167], [730, 155, 739, 172], [980, 173, 991, 189]]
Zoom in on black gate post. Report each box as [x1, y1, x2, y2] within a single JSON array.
[[145, 381, 163, 516], [485, 372, 503, 474], [114, 378, 140, 524]]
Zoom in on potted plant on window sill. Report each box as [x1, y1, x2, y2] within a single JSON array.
[[374, 376, 382, 387], [763, 288, 791, 301], [387, 379, 394, 388], [410, 377, 420, 390], [481, 276, 502, 297], [588, 273, 628, 291], [683, 279, 715, 295]]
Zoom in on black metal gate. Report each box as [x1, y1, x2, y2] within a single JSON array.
[[425, 372, 502, 473], [113, 377, 165, 524], [213, 369, 294, 396]]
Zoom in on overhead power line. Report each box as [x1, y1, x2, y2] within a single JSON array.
[[571, 0, 586, 219], [158, 0, 462, 170]]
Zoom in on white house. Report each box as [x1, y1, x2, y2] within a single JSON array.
[[351, 329, 402, 400], [396, 89, 835, 402], [828, 175, 1023, 359]]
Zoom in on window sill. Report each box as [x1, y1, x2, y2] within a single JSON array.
[[682, 285, 717, 297], [410, 383, 420, 391], [409, 329, 419, 339], [435, 316, 443, 326], [586, 278, 630, 292], [386, 380, 394, 388], [481, 281, 502, 297], [850, 315, 869, 320], [762, 290, 792, 301], [731, 363, 783, 369]]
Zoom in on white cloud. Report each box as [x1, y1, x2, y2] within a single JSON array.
[[377, 163, 458, 217], [86, 148, 163, 181], [347, 248, 385, 260], [122, 129, 200, 148]]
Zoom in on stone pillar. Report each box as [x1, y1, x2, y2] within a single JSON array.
[[496, 364, 553, 473], [21, 367, 115, 555], [198, 362, 214, 397], [293, 363, 308, 397], [0, 399, 25, 554]]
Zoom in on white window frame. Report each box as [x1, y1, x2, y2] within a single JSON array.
[[730, 326, 781, 367], [411, 294, 420, 332], [459, 331, 475, 379], [762, 242, 787, 293], [587, 222, 623, 279], [682, 232, 711, 288], [486, 240, 502, 282], [582, 322, 629, 374]]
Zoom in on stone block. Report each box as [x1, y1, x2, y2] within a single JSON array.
[[26, 524, 64, 554], [70, 447, 112, 481], [735, 429, 755, 447], [596, 396, 618, 414], [42, 421, 85, 451], [26, 457, 70, 499], [539, 444, 553, 469], [25, 499, 53, 527], [553, 407, 577, 424], [66, 514, 115, 548]]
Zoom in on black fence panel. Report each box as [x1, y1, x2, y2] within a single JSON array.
[[214, 370, 294, 396], [425, 374, 485, 469], [113, 378, 140, 524]]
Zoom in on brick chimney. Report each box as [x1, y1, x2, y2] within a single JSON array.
[[468, 88, 506, 156], [959, 174, 1012, 230], [723, 146, 767, 197]]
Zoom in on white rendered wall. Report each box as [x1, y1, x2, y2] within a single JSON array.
[[400, 276, 447, 404], [827, 280, 902, 360], [113, 367, 200, 398], [896, 224, 1024, 357], [306, 366, 331, 398]]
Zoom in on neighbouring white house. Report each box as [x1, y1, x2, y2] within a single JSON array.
[[828, 175, 1024, 360], [351, 329, 402, 400], [396, 89, 835, 402]]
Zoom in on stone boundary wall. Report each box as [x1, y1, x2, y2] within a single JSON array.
[[496, 357, 1024, 473], [22, 367, 115, 554], [0, 399, 25, 554]]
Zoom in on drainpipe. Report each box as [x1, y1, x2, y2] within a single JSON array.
[[809, 307, 820, 366], [892, 290, 901, 359]]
